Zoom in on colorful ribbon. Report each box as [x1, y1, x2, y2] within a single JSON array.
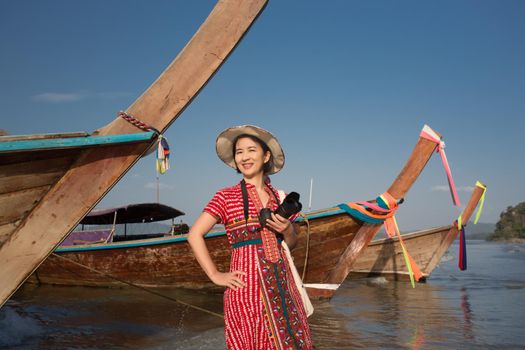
[[456, 180, 487, 270], [377, 193, 423, 287], [458, 226, 467, 271], [420, 125, 461, 207], [338, 192, 423, 287], [473, 181, 487, 224], [156, 135, 170, 174]]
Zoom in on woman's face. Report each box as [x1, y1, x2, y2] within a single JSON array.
[[234, 137, 270, 178]]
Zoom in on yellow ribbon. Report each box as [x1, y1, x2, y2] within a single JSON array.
[[457, 181, 487, 230], [474, 181, 487, 224]]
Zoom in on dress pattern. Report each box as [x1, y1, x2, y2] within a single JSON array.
[[204, 181, 313, 350]]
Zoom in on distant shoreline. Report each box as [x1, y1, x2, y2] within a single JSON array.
[[488, 238, 525, 244]]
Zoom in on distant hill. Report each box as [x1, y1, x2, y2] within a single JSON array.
[[374, 222, 496, 240], [465, 222, 495, 240], [489, 202, 525, 242]]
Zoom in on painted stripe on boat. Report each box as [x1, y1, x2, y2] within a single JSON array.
[[55, 208, 346, 253], [55, 230, 227, 252], [0, 132, 156, 152], [303, 283, 340, 290]]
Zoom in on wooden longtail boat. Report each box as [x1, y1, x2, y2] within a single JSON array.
[[27, 125, 446, 300], [349, 183, 486, 281], [0, 0, 269, 308], [294, 124, 448, 299]]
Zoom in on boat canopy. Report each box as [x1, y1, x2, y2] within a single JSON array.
[[80, 203, 185, 225]]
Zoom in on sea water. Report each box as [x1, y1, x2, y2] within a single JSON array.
[[1, 241, 524, 349]]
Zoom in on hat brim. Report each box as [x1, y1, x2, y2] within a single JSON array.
[[216, 125, 285, 175]]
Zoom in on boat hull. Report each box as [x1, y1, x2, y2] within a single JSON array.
[[27, 209, 360, 291], [29, 234, 229, 290], [27, 221, 451, 291], [349, 226, 452, 281], [29, 184, 485, 298]]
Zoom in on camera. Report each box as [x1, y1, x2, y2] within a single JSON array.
[[259, 192, 302, 228]]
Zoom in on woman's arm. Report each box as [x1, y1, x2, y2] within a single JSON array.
[[187, 212, 246, 290]]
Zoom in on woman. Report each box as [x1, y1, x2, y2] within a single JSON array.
[[188, 125, 313, 350]]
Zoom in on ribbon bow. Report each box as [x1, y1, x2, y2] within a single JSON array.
[[420, 125, 461, 207]]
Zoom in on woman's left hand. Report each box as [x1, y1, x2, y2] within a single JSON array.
[[265, 213, 293, 235]]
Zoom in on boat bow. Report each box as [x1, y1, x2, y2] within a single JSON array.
[[0, 0, 268, 308]]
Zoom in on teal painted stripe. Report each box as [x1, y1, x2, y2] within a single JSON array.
[[54, 208, 345, 253], [231, 239, 262, 249], [0, 132, 156, 153], [55, 229, 227, 253], [337, 203, 385, 224]]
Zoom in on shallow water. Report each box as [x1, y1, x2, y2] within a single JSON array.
[[1, 241, 524, 349]]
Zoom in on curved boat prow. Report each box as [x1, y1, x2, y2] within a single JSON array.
[[0, 0, 268, 309], [305, 125, 445, 299]]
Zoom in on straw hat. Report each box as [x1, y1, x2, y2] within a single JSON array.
[[215, 125, 285, 175]]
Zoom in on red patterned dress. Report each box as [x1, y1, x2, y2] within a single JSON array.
[[204, 180, 313, 350]]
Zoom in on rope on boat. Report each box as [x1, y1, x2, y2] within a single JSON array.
[[118, 111, 160, 134], [50, 253, 224, 319], [118, 111, 170, 175], [298, 213, 311, 281]]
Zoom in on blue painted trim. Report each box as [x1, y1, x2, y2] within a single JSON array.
[[55, 208, 345, 253], [55, 229, 227, 253], [0, 132, 156, 153]]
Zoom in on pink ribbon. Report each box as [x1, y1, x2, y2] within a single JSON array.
[[420, 129, 461, 207], [354, 201, 392, 213]]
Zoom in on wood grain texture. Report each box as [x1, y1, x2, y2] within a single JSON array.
[[325, 135, 440, 286], [0, 0, 268, 307]]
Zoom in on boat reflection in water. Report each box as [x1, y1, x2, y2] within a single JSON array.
[[3, 241, 525, 349], [308, 279, 467, 349]]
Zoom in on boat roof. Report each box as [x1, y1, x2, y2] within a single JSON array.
[[80, 203, 185, 225]]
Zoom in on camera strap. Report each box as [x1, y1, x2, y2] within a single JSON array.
[[240, 179, 280, 223], [240, 179, 280, 263], [240, 180, 250, 231]]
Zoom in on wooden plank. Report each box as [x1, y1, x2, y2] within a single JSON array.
[[0, 0, 268, 307], [0, 148, 80, 167], [0, 186, 50, 226], [0, 156, 73, 194], [0, 132, 89, 142], [0, 131, 155, 153], [0, 221, 21, 246], [350, 226, 451, 278]]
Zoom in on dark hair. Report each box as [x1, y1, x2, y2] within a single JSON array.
[[232, 134, 274, 174]]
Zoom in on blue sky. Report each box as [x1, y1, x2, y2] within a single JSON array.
[[1, 1, 524, 230]]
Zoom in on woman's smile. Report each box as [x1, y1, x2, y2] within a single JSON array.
[[234, 137, 269, 177]]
